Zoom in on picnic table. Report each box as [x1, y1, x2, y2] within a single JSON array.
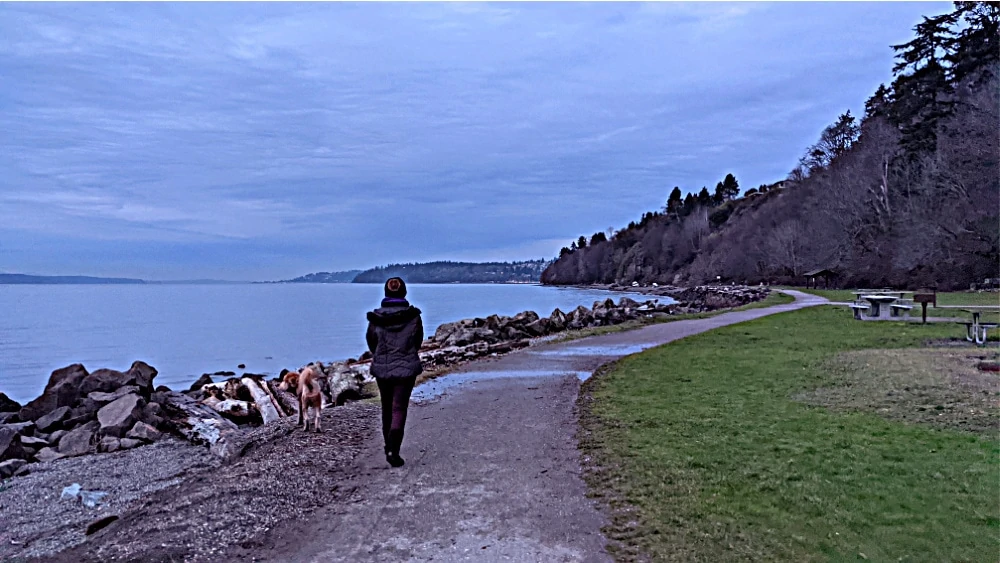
[[858, 294, 902, 319], [852, 290, 910, 299], [953, 306, 1000, 346]]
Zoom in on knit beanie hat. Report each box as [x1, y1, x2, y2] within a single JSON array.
[[384, 277, 407, 298]]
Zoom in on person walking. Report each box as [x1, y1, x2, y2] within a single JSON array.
[[366, 277, 423, 467]]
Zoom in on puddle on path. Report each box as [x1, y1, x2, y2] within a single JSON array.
[[528, 343, 653, 357], [413, 370, 592, 401]]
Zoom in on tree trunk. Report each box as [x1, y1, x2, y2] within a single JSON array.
[[242, 378, 281, 425]]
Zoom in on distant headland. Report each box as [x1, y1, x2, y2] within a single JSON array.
[[271, 260, 553, 285]]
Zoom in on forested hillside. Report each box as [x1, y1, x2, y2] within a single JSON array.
[[353, 260, 550, 284], [542, 2, 998, 290], [275, 270, 362, 283]]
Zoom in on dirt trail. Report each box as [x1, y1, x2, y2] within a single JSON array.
[[254, 290, 826, 562]]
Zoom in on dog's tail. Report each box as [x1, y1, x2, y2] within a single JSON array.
[[303, 379, 323, 401]]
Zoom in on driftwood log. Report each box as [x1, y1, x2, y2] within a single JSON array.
[[258, 378, 286, 417], [160, 391, 240, 458], [242, 377, 281, 424], [201, 396, 254, 422], [268, 380, 299, 417]]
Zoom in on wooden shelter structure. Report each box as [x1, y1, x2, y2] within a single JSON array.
[[803, 268, 836, 289]]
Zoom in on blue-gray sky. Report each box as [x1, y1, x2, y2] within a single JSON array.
[[0, 2, 947, 281]]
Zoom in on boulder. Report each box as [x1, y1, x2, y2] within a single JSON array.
[[443, 328, 481, 347], [19, 364, 89, 421], [0, 412, 18, 425], [126, 421, 162, 442], [0, 459, 27, 479], [78, 362, 157, 397], [502, 326, 531, 341], [78, 368, 130, 396], [63, 413, 95, 429], [548, 308, 567, 332], [34, 447, 65, 462], [0, 392, 20, 413], [96, 394, 145, 438], [119, 438, 142, 450], [35, 406, 72, 433], [509, 310, 540, 327], [433, 320, 469, 342], [49, 429, 68, 443], [127, 361, 158, 393], [523, 318, 551, 337], [187, 374, 214, 393], [150, 389, 173, 406], [98, 437, 120, 453], [87, 386, 141, 406], [606, 309, 625, 325], [618, 297, 641, 309], [140, 402, 165, 429], [0, 427, 26, 461], [19, 435, 49, 448], [3, 421, 34, 435], [57, 421, 98, 457]]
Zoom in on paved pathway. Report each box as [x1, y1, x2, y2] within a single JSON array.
[[260, 290, 827, 562]]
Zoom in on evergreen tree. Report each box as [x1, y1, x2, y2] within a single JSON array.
[[697, 187, 712, 206], [577, 236, 587, 249], [865, 83, 893, 119], [721, 173, 740, 200], [682, 193, 696, 214], [713, 182, 726, 206], [667, 186, 683, 215], [947, 2, 999, 84], [801, 111, 861, 170], [590, 232, 608, 245]]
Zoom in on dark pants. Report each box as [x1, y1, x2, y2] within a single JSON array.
[[375, 376, 416, 455]]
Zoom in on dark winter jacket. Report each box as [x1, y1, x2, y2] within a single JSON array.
[[366, 298, 424, 380]]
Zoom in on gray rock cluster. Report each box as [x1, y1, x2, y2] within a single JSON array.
[[665, 284, 771, 310], [0, 362, 169, 477], [416, 297, 666, 368], [414, 287, 769, 369]]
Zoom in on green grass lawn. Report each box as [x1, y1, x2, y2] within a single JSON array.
[[579, 306, 999, 562]]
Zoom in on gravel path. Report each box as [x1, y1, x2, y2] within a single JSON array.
[[252, 290, 826, 562]]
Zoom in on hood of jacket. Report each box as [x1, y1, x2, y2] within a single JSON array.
[[367, 303, 422, 331]]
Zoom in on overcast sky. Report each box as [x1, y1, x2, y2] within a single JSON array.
[[0, 2, 947, 281]]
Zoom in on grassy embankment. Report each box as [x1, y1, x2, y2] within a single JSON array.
[[579, 305, 998, 561]]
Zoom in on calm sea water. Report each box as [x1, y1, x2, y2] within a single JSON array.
[[0, 283, 667, 403]]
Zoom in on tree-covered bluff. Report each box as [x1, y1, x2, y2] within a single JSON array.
[[542, 3, 998, 290]]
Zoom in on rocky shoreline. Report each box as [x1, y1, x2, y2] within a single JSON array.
[[0, 284, 768, 561]]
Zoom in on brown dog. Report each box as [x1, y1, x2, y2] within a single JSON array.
[[280, 366, 323, 431]]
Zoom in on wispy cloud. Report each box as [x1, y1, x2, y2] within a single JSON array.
[[0, 2, 948, 279]]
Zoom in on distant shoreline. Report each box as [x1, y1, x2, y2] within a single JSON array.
[[0, 274, 250, 285]]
